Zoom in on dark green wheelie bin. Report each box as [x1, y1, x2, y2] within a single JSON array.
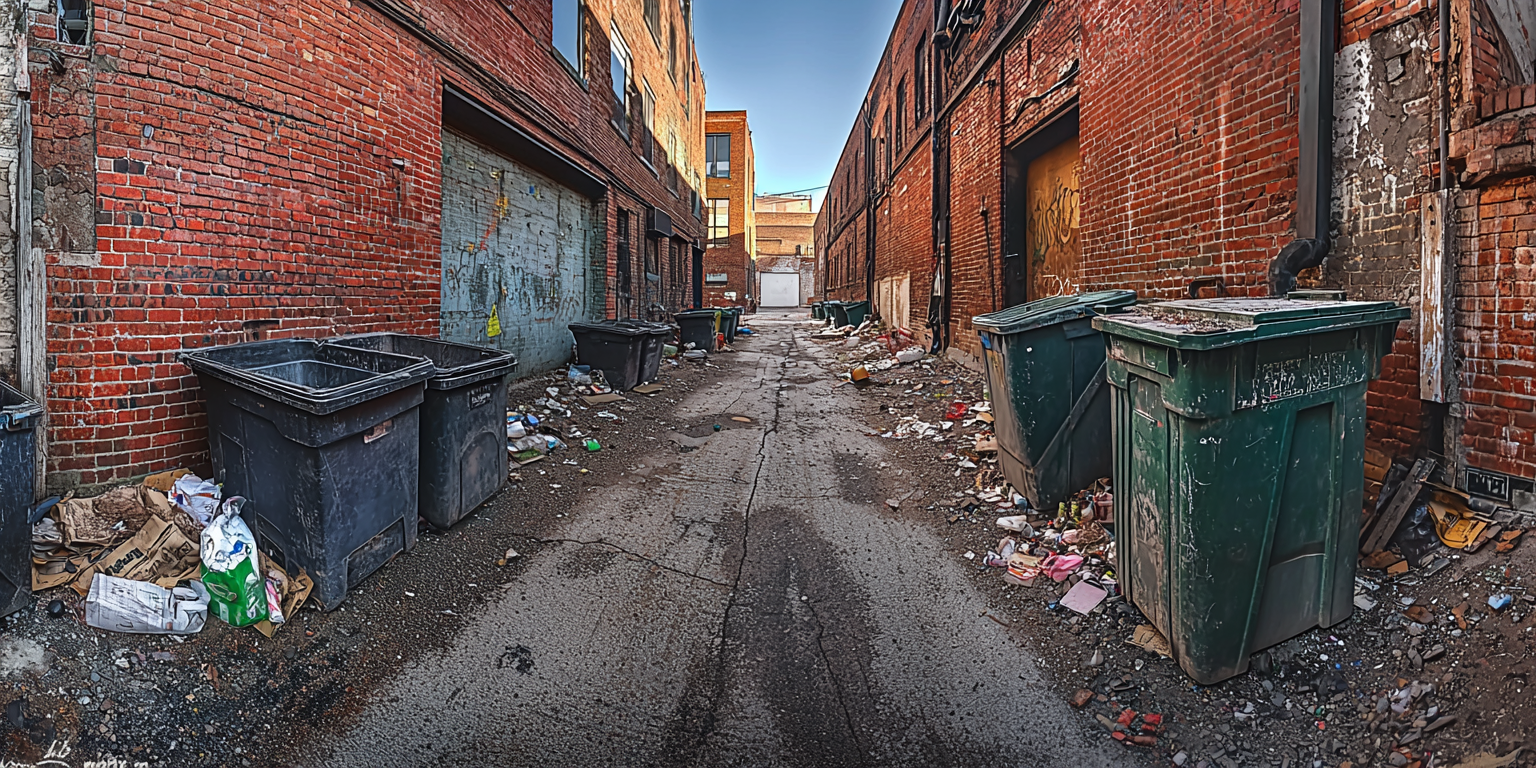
[[840, 301, 870, 327], [973, 290, 1137, 510], [811, 302, 825, 320], [1094, 293, 1409, 684], [824, 301, 848, 327]]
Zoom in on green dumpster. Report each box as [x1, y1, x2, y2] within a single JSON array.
[[1094, 294, 1408, 684], [825, 301, 848, 327], [974, 290, 1137, 509], [840, 301, 870, 327]]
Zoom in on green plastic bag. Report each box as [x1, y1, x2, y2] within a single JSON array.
[[199, 497, 268, 627]]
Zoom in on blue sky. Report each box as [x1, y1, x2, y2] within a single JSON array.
[[694, 0, 901, 211]]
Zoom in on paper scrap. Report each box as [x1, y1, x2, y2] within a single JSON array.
[[85, 574, 208, 635], [70, 516, 200, 596], [1061, 580, 1109, 615]]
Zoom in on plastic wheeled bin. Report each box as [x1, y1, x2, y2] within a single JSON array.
[[0, 383, 41, 618], [181, 339, 436, 611], [823, 301, 846, 326], [714, 307, 741, 343], [840, 300, 870, 327], [973, 290, 1137, 510], [570, 320, 671, 390], [675, 309, 720, 353], [326, 333, 517, 530], [1093, 293, 1409, 684], [811, 302, 825, 320]]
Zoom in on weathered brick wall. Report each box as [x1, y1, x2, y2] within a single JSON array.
[[944, 68, 1004, 361], [1078, 0, 1300, 301], [31, 0, 703, 491], [1322, 12, 1438, 461]]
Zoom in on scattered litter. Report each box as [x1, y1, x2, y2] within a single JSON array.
[[84, 574, 208, 635], [1129, 624, 1173, 658]]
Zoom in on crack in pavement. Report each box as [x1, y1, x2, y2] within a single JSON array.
[[806, 598, 871, 762], [516, 535, 735, 589]]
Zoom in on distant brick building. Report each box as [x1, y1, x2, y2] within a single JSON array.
[[13, 0, 707, 492], [702, 111, 755, 306], [754, 194, 815, 307], [817, 0, 1536, 503]]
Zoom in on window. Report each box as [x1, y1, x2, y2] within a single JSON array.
[[706, 133, 730, 178], [617, 210, 633, 297], [882, 108, 892, 181], [552, 0, 583, 77], [669, 24, 679, 82], [708, 198, 729, 247], [895, 81, 906, 151], [610, 26, 631, 135], [644, 0, 661, 42], [642, 81, 656, 165], [914, 36, 927, 118]]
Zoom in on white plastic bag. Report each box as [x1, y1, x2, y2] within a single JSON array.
[[85, 573, 208, 634], [170, 473, 221, 527]]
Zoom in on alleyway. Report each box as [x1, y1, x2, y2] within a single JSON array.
[[309, 311, 1118, 767]]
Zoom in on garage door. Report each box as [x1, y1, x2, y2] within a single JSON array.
[[440, 129, 600, 373], [760, 272, 800, 307]]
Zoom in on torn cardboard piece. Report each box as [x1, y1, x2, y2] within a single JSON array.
[[85, 573, 208, 634], [632, 382, 664, 395], [1129, 624, 1173, 658], [254, 558, 314, 638], [70, 515, 200, 596], [580, 393, 626, 406]]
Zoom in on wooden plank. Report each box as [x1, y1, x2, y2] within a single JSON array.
[[1361, 458, 1435, 554]]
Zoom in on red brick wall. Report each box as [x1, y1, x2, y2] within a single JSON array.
[[945, 70, 1005, 360], [704, 112, 753, 306], [31, 0, 703, 490], [1454, 180, 1536, 480]]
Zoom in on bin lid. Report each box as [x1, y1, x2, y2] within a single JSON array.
[[570, 320, 652, 337], [1093, 294, 1411, 350], [180, 339, 435, 415], [973, 290, 1137, 335], [675, 309, 719, 318]]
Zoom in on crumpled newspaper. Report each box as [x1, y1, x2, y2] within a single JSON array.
[[85, 573, 208, 634]]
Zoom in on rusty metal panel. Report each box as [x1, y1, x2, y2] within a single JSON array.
[[440, 130, 600, 374]]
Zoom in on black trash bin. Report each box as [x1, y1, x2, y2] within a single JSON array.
[[0, 383, 41, 618], [181, 339, 435, 611], [675, 309, 719, 353], [326, 334, 517, 530], [570, 320, 672, 390]]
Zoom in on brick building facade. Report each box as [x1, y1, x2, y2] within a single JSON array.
[[702, 110, 755, 306], [817, 0, 1536, 501], [754, 194, 816, 307], [11, 0, 707, 492]]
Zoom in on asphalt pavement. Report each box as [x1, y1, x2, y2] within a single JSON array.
[[310, 310, 1121, 768]]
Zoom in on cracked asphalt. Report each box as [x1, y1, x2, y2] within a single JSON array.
[[310, 310, 1119, 767]]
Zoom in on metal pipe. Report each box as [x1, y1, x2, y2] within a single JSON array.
[[1439, 0, 1451, 194], [1268, 0, 1338, 296]]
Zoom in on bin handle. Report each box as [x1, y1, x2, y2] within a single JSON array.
[[1187, 277, 1227, 299]]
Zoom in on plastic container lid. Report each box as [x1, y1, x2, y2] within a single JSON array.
[[973, 290, 1137, 335], [1094, 294, 1410, 350], [180, 339, 435, 415]]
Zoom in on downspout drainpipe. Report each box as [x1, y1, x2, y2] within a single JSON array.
[[1439, 0, 1451, 196], [1268, 0, 1338, 295], [928, 0, 950, 352]]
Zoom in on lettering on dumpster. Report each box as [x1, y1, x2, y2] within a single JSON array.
[[1247, 350, 1359, 408]]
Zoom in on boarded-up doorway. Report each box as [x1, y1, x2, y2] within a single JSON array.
[[876, 273, 911, 331], [1003, 108, 1080, 307], [439, 129, 600, 373]]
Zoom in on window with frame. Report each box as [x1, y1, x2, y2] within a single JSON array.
[[914, 35, 928, 117], [882, 108, 892, 181], [616, 210, 633, 295], [895, 81, 906, 151], [644, 0, 661, 42], [707, 198, 729, 247], [706, 133, 730, 178], [641, 81, 656, 165], [610, 26, 631, 135], [552, 0, 583, 77]]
